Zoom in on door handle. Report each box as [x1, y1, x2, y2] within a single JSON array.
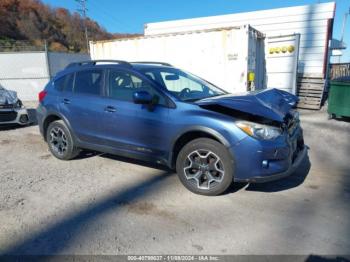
[[62, 98, 70, 104], [104, 106, 117, 113]]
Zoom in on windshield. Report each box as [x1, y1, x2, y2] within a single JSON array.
[[139, 67, 227, 101]]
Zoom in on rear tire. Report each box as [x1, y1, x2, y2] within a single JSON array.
[[46, 120, 80, 160], [176, 138, 234, 196]]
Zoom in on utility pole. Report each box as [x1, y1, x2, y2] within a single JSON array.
[[338, 7, 350, 63], [340, 8, 350, 44], [76, 0, 89, 53]]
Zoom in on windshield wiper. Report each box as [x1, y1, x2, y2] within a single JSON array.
[[182, 98, 201, 102], [182, 93, 225, 102]]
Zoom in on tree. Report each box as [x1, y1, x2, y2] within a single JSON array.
[[0, 0, 141, 52]]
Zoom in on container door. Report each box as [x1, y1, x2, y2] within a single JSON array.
[[266, 34, 300, 94], [247, 28, 266, 91]]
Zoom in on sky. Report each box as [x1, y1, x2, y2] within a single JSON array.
[[43, 0, 350, 62]]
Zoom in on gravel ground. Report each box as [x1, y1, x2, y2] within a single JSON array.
[[0, 103, 349, 255]]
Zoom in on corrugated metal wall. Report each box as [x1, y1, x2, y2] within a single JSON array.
[[48, 52, 90, 77], [144, 2, 335, 78], [0, 52, 89, 101]]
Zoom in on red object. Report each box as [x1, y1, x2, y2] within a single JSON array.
[[38, 90, 47, 103]]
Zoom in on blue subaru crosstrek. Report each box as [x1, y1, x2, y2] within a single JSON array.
[[37, 60, 306, 196]]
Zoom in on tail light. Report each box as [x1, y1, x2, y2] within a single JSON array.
[[38, 90, 47, 103]]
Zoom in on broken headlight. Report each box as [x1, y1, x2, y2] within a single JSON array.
[[15, 99, 23, 108], [236, 121, 282, 140]]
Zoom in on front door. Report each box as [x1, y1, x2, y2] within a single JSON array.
[[101, 68, 171, 160]]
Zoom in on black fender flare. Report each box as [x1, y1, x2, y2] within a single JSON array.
[[168, 126, 231, 168], [42, 111, 79, 144]]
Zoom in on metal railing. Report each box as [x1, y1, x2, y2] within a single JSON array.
[[330, 63, 350, 80]]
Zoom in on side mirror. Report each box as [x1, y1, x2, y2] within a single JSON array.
[[133, 91, 153, 104]]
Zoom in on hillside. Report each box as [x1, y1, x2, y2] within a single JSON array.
[[0, 0, 140, 52]]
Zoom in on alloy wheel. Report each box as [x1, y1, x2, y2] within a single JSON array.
[[49, 126, 68, 156], [183, 149, 225, 190]]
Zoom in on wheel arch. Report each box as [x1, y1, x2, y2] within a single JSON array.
[[42, 113, 76, 142], [169, 127, 230, 169]]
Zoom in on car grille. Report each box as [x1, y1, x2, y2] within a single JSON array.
[[286, 111, 304, 163], [0, 111, 17, 122], [288, 119, 298, 135], [0, 104, 15, 109], [285, 111, 300, 136], [292, 135, 305, 163]]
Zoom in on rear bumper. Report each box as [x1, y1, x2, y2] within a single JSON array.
[[235, 146, 307, 183], [0, 108, 30, 125]]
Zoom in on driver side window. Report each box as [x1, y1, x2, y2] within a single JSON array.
[[108, 69, 166, 105], [160, 72, 203, 92]]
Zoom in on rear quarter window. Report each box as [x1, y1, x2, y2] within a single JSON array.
[[74, 69, 103, 96], [54, 74, 74, 92]]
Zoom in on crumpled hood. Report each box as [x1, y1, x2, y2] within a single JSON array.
[[0, 87, 18, 105], [196, 88, 298, 122]]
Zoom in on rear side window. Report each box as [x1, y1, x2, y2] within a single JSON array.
[[54, 74, 74, 92], [74, 69, 103, 95]]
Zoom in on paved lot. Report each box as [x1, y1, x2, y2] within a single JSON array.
[[0, 104, 349, 255]]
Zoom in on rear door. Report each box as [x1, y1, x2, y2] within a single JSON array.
[[59, 68, 108, 145]]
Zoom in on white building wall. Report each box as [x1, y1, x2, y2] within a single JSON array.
[[0, 52, 49, 101], [144, 2, 335, 77]]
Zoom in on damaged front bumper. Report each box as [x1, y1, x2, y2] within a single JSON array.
[[230, 124, 307, 183], [0, 107, 30, 125], [239, 146, 307, 183]]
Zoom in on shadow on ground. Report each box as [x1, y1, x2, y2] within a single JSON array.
[[333, 116, 350, 123], [0, 171, 174, 255], [74, 150, 171, 172], [306, 255, 350, 262], [76, 149, 311, 196]]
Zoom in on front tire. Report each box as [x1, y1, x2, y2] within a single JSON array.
[[46, 120, 80, 160], [176, 138, 234, 196]]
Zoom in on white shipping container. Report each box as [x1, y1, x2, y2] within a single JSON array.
[[90, 25, 265, 94], [265, 34, 301, 94], [144, 2, 335, 78]]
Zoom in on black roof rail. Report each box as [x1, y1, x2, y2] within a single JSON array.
[[131, 61, 173, 67], [65, 60, 132, 69]]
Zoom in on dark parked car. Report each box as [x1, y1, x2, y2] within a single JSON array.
[[36, 60, 306, 196]]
